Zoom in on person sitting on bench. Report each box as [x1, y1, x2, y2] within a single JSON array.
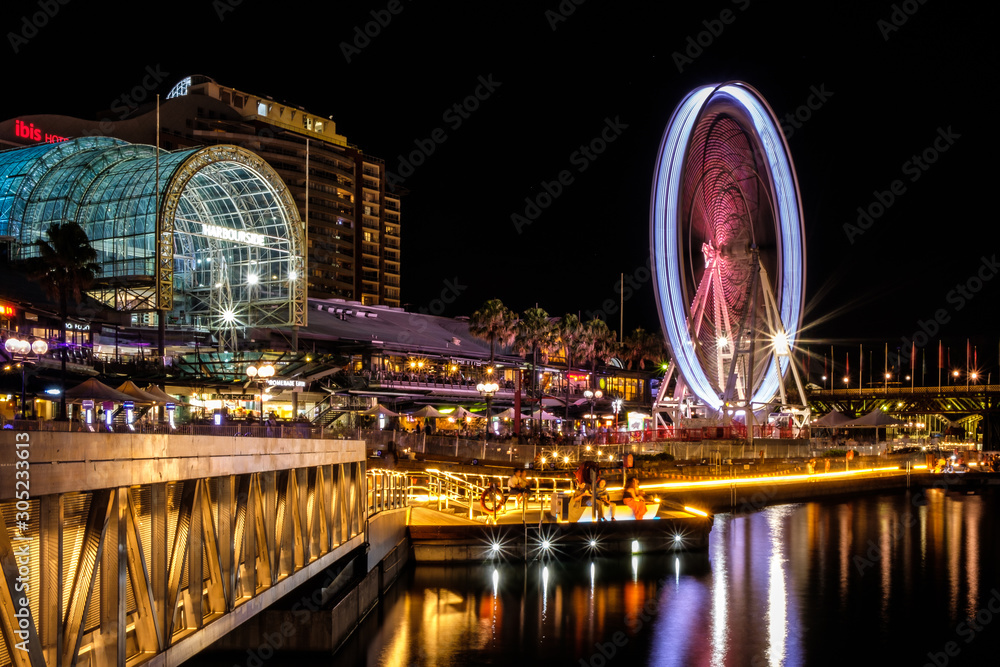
[[623, 476, 647, 520], [506, 469, 527, 508], [595, 478, 614, 522]]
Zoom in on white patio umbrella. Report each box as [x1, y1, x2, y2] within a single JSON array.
[[410, 405, 445, 418], [361, 404, 399, 417], [527, 408, 560, 421]]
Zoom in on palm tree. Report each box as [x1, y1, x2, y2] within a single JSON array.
[[514, 307, 555, 434], [468, 299, 517, 433], [24, 221, 101, 420], [584, 318, 620, 375], [623, 327, 665, 370], [556, 314, 587, 422], [468, 299, 517, 365]]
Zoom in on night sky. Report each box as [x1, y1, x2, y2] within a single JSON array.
[[2, 1, 995, 377]]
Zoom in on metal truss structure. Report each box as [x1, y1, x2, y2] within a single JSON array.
[[808, 385, 1000, 448], [0, 433, 365, 667]]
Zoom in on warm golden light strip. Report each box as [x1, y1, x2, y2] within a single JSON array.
[[639, 466, 904, 490], [684, 506, 709, 517]]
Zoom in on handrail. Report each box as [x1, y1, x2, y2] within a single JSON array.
[[1, 420, 331, 439], [367, 468, 409, 516], [420, 468, 579, 523]]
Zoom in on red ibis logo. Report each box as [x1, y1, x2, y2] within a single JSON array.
[[14, 119, 68, 143]]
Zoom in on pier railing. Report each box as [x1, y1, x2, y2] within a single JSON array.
[[367, 469, 409, 515], [414, 469, 578, 523]]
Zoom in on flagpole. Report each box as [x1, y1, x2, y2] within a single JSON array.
[[966, 338, 970, 389], [938, 341, 942, 391], [859, 344, 863, 391]]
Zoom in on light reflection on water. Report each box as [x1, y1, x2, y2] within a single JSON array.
[[193, 490, 998, 666]]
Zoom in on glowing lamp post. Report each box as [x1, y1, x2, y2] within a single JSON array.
[[477, 368, 499, 436], [583, 389, 603, 433], [611, 396, 623, 441], [5, 337, 47, 419], [246, 363, 275, 418]]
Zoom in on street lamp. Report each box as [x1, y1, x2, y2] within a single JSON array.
[[583, 389, 603, 432], [4, 337, 48, 420], [611, 396, 623, 435], [477, 367, 499, 437], [246, 362, 275, 418]]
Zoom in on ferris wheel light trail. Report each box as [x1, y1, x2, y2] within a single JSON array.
[[651, 82, 805, 411]]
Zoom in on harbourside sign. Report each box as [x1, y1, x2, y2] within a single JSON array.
[[200, 222, 266, 246]]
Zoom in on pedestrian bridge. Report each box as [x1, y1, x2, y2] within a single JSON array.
[[0, 428, 371, 667]]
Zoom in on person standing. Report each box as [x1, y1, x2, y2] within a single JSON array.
[[385, 440, 398, 470]]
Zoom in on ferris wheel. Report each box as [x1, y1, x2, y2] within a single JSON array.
[[650, 82, 807, 423]]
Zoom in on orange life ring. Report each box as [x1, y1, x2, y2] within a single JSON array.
[[481, 485, 503, 512]]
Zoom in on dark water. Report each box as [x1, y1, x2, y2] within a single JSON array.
[[333, 488, 1000, 666]]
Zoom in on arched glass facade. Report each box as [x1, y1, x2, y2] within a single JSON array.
[[0, 138, 306, 347]]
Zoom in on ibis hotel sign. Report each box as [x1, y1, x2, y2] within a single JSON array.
[[13, 119, 69, 144]]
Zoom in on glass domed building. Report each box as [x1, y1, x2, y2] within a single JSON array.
[[0, 137, 306, 349]]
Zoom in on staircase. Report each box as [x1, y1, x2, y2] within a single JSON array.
[[111, 405, 150, 426], [311, 392, 368, 429]]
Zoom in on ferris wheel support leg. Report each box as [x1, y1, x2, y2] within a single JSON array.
[[758, 266, 809, 412], [688, 257, 716, 342], [721, 259, 759, 411], [653, 362, 677, 430], [712, 266, 739, 393]]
